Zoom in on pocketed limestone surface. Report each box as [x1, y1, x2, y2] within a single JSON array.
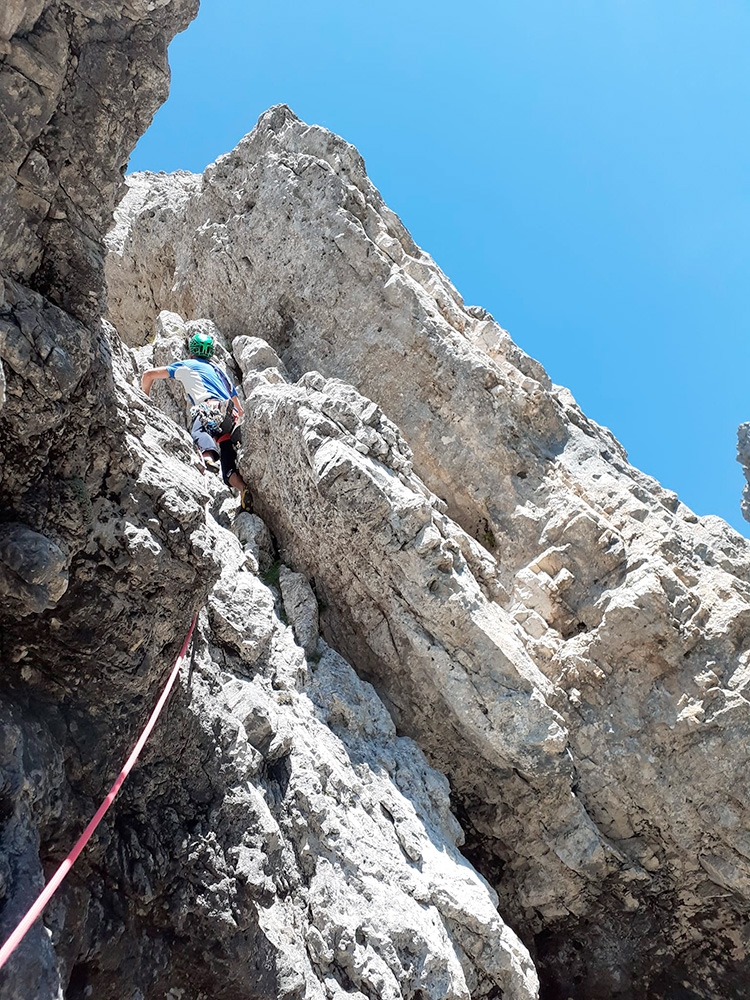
[[0, 0, 199, 323], [2, 6, 749, 991], [104, 105, 750, 998]]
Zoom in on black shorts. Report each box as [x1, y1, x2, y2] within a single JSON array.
[[218, 437, 238, 486]]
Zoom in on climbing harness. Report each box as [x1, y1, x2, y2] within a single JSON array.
[[0, 614, 198, 972], [190, 399, 235, 439]]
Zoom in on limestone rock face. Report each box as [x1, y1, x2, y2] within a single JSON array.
[[737, 423, 750, 522], [279, 565, 320, 656], [231, 352, 750, 998], [105, 106, 750, 998], [0, 0, 198, 322], [3, 3, 750, 989], [0, 16, 542, 983], [153, 519, 540, 1000], [106, 170, 202, 340], [0, 272, 217, 675], [0, 2, 216, 806], [0, 291, 224, 997], [0, 3, 254, 996], [0, 451, 541, 1000], [0, 521, 68, 614]]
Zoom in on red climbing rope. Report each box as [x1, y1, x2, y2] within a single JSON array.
[[0, 614, 198, 972]]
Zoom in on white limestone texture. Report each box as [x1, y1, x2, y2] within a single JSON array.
[[103, 105, 750, 998], [187, 513, 540, 1000], [0, 321, 540, 1000]]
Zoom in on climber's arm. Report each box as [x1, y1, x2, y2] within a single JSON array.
[[141, 367, 170, 396], [231, 391, 244, 418]]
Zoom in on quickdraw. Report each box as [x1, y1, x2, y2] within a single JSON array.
[[190, 399, 234, 438]]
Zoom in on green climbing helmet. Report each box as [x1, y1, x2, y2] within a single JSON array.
[[189, 332, 215, 359]]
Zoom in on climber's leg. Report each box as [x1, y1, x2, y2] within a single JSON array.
[[191, 416, 219, 458], [216, 438, 251, 509], [216, 436, 243, 487]]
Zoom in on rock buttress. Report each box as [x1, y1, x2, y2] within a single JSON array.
[[106, 106, 750, 998]]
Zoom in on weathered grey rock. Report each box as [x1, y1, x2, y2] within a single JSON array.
[[279, 564, 319, 655], [5, 4, 750, 989], [176, 519, 539, 1000], [1, 272, 541, 997], [0, 522, 67, 614], [104, 106, 750, 996], [0, 380, 212, 998], [0, 277, 217, 651], [0, 303, 224, 995], [235, 363, 616, 906], [737, 422, 750, 522], [0, 701, 67, 1000], [0, 495, 539, 999], [106, 170, 202, 343], [234, 333, 287, 375], [148, 308, 192, 425], [0, 0, 199, 322], [233, 510, 275, 573], [207, 528, 276, 668]]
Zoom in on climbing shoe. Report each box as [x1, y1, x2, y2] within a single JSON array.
[[203, 454, 220, 475], [240, 488, 252, 512]]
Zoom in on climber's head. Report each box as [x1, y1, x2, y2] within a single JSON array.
[[188, 332, 215, 359]]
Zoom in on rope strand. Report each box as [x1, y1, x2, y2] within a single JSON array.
[[0, 614, 198, 972]]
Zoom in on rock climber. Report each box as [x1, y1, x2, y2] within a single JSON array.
[[140, 331, 251, 510]]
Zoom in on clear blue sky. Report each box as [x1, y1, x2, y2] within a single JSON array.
[[130, 0, 750, 533]]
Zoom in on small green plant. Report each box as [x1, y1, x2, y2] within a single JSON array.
[[480, 522, 496, 551], [261, 559, 282, 588]]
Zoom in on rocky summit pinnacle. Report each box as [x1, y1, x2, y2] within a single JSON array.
[[1, 10, 749, 1000]]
